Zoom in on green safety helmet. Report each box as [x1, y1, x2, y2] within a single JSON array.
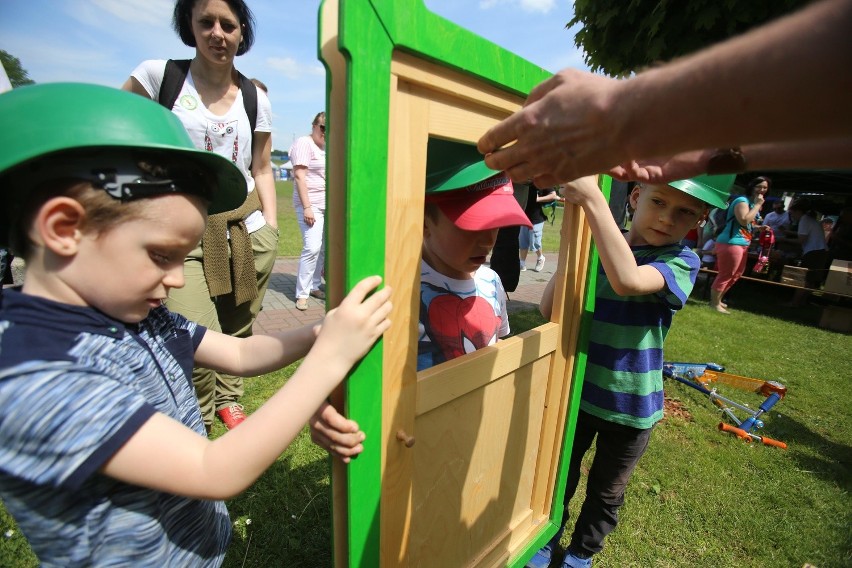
[[668, 174, 735, 209], [0, 83, 246, 229]]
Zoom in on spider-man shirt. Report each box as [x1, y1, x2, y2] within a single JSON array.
[[417, 260, 509, 371]]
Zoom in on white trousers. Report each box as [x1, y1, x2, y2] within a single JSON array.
[[295, 205, 325, 299]]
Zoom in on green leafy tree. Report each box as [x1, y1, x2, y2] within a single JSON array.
[[569, 0, 812, 76], [0, 49, 35, 87]]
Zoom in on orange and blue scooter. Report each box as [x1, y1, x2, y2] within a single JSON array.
[[663, 362, 787, 449]]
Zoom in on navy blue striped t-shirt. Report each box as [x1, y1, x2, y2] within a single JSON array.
[[0, 291, 231, 567]]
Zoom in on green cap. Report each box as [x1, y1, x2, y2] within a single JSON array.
[[0, 83, 246, 216], [425, 137, 499, 194], [668, 174, 735, 209]]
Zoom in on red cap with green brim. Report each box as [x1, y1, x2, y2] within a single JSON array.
[[426, 171, 532, 231], [425, 138, 531, 230]]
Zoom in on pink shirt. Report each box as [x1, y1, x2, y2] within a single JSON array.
[[289, 135, 326, 210]]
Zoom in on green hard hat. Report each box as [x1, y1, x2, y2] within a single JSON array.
[[425, 137, 500, 194], [0, 83, 246, 216], [668, 174, 735, 209]]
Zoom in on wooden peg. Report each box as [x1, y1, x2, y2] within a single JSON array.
[[396, 429, 415, 448]]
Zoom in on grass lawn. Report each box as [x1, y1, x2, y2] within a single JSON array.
[[275, 180, 302, 257], [2, 197, 850, 567]]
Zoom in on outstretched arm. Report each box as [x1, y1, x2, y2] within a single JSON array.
[[608, 137, 852, 184], [101, 276, 392, 500], [478, 0, 852, 186], [563, 177, 667, 296]]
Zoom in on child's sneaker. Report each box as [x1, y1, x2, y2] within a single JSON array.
[[526, 535, 560, 568], [520, 259, 527, 272], [561, 549, 592, 568], [534, 255, 546, 272]]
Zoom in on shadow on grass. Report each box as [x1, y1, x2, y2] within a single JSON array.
[[770, 413, 852, 491], [223, 440, 335, 568], [688, 276, 836, 329]]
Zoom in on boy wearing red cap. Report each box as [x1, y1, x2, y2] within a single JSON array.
[[309, 152, 531, 460], [418, 163, 532, 369]]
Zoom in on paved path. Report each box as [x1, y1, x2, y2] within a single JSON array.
[[253, 256, 557, 334]]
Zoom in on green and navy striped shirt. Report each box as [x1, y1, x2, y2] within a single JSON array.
[[581, 242, 699, 429]]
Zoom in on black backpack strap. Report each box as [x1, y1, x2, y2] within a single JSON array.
[[158, 59, 191, 110], [159, 60, 259, 169], [235, 70, 257, 134]]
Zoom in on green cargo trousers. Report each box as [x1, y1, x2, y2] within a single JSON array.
[[165, 223, 279, 429]]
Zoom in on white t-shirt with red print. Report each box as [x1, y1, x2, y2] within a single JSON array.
[[131, 59, 273, 233]]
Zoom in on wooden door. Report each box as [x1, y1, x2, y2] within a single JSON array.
[[319, 1, 600, 566]]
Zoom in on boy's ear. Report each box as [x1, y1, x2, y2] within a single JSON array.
[[33, 196, 87, 256], [628, 185, 642, 209]]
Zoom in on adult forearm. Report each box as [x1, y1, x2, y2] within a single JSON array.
[[743, 137, 852, 171], [293, 171, 311, 208], [734, 202, 761, 225], [621, 0, 852, 161]]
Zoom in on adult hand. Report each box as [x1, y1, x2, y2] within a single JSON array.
[[477, 69, 625, 187], [608, 149, 714, 184], [303, 206, 316, 227], [309, 402, 365, 463]]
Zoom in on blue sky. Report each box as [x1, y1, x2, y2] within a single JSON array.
[[0, 0, 589, 152]]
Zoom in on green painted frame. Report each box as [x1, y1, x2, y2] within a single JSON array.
[[318, 1, 603, 566]]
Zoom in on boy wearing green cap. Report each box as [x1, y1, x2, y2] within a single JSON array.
[[0, 83, 391, 567], [530, 173, 732, 568]]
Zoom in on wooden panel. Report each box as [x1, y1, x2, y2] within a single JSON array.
[[416, 324, 559, 415], [391, 52, 524, 115], [409, 355, 552, 567], [529, 203, 592, 516], [380, 79, 427, 567]]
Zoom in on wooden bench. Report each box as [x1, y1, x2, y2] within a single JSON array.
[[697, 267, 852, 300]]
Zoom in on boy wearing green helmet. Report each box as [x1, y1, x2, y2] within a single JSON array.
[[0, 83, 392, 566], [531, 173, 732, 568]]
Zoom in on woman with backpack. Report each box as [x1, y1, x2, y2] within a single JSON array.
[[122, 0, 278, 432], [710, 176, 769, 313]]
